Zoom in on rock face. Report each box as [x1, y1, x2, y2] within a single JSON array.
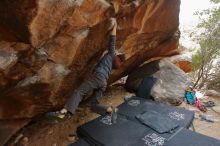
[[174, 60, 192, 73], [125, 59, 188, 105], [0, 0, 181, 119], [168, 46, 192, 73]]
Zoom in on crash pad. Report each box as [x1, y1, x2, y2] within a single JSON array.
[[76, 97, 220, 146], [118, 96, 194, 128], [128, 128, 177, 146], [164, 128, 220, 146], [136, 111, 179, 133], [77, 115, 151, 146], [128, 128, 220, 146], [77, 114, 187, 146]]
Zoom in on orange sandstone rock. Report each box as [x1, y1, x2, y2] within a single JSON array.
[[0, 0, 181, 119]]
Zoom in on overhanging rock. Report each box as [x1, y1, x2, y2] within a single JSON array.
[[0, 0, 181, 119]]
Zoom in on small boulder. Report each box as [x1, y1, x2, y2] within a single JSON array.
[[168, 46, 192, 73], [126, 59, 188, 105]]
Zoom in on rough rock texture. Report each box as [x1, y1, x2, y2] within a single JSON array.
[[0, 119, 30, 146], [174, 60, 192, 73], [168, 46, 192, 73], [0, 0, 181, 119], [125, 59, 188, 105]]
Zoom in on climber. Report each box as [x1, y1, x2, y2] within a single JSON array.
[[55, 19, 125, 118]]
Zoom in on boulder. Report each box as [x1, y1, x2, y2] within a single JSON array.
[[0, 0, 181, 119], [174, 60, 192, 73], [168, 46, 192, 73], [125, 59, 188, 105]]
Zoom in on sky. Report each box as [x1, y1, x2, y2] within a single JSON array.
[[179, 0, 213, 48]]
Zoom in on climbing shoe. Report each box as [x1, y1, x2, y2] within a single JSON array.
[[46, 111, 67, 119]]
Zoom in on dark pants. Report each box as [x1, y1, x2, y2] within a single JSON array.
[[65, 73, 107, 115]]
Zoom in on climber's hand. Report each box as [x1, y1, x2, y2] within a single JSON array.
[[108, 17, 117, 31], [106, 106, 113, 114]]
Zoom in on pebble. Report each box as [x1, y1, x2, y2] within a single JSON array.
[[48, 130, 53, 135], [20, 137, 29, 146], [22, 137, 29, 143], [67, 134, 76, 142]]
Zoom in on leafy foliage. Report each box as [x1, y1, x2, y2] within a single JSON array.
[[191, 0, 220, 89]]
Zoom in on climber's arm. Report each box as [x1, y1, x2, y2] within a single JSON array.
[[109, 24, 117, 56]]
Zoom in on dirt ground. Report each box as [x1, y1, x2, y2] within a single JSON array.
[[7, 85, 220, 146], [188, 97, 220, 139]]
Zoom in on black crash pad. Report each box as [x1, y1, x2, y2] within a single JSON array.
[[136, 111, 179, 133], [128, 128, 220, 146], [77, 97, 220, 146], [164, 128, 220, 146], [128, 128, 176, 146], [68, 139, 90, 146], [77, 115, 152, 146], [77, 114, 187, 146], [118, 96, 194, 128], [78, 117, 220, 146]]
